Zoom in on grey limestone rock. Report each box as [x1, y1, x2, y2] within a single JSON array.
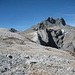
[[55, 18, 66, 26], [23, 17, 66, 32], [20, 17, 75, 52], [9, 28, 17, 33], [47, 16, 55, 24], [31, 29, 65, 49]]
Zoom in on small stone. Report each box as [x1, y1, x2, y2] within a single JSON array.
[[72, 69, 75, 72], [9, 55, 13, 59]]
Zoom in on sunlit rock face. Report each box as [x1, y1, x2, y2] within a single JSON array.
[[24, 28, 64, 49], [21, 17, 75, 52]]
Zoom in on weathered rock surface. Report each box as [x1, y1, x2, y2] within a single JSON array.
[[0, 17, 75, 75], [0, 36, 75, 75], [9, 28, 17, 33], [0, 28, 27, 45], [19, 17, 75, 52], [0, 53, 75, 75], [22, 16, 66, 33]]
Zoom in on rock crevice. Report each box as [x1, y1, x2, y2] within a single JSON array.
[[37, 29, 64, 49]]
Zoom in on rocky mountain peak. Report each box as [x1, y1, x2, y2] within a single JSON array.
[[23, 17, 66, 33], [46, 16, 55, 24], [55, 17, 66, 25], [35, 17, 66, 30], [46, 16, 66, 25], [21, 16, 75, 52], [59, 17, 66, 25]]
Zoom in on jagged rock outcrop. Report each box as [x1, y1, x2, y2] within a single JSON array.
[[19, 17, 66, 34], [19, 17, 75, 52], [55, 17, 66, 25], [0, 23, 75, 75], [9, 28, 17, 33], [34, 17, 66, 30], [25, 28, 65, 49]]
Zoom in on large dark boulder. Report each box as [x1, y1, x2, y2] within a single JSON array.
[[9, 28, 17, 33]]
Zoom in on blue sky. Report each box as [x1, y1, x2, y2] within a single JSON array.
[[0, 0, 75, 30]]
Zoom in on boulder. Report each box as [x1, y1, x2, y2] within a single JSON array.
[[9, 28, 17, 33], [18, 17, 75, 52], [25, 28, 65, 49]]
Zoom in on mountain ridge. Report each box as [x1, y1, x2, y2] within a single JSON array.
[[0, 17, 75, 75], [17, 17, 75, 52], [21, 16, 66, 33]]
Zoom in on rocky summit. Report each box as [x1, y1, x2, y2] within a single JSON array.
[[0, 17, 75, 75], [19, 17, 75, 52]]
